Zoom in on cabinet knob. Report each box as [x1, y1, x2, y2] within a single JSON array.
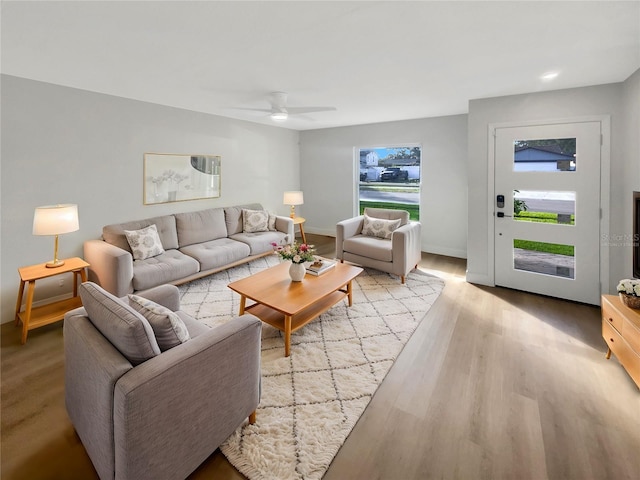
[[610, 338, 614, 343], [608, 317, 614, 322]]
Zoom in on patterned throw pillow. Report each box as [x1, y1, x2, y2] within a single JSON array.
[[128, 294, 190, 352], [268, 212, 277, 231], [361, 215, 402, 239], [124, 224, 165, 260], [242, 209, 269, 233]]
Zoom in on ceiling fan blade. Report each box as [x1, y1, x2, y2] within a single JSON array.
[[227, 107, 273, 114], [286, 106, 337, 115]]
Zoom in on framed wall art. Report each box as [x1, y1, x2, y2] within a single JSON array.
[[143, 153, 221, 205]]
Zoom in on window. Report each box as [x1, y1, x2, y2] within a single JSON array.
[[357, 146, 420, 220]]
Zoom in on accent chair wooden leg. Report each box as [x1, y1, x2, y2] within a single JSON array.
[[249, 411, 256, 424], [401, 275, 406, 284], [605, 347, 612, 360], [340, 259, 344, 263]]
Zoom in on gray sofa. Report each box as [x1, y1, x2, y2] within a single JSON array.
[[64, 282, 262, 480], [85, 203, 293, 297]]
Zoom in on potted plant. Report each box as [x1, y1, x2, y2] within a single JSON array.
[[616, 278, 640, 309]]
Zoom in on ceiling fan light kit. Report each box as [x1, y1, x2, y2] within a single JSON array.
[[270, 109, 288, 121]]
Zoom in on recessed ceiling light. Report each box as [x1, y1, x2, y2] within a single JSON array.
[[541, 72, 559, 81]]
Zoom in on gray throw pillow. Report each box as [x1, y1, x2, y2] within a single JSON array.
[[124, 224, 165, 260], [128, 294, 190, 351], [79, 282, 160, 366], [362, 215, 401, 239], [268, 212, 277, 231]]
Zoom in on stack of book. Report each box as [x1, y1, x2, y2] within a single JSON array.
[[306, 259, 337, 276]]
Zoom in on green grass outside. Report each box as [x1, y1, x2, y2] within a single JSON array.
[[514, 211, 575, 225], [513, 211, 575, 255], [514, 239, 574, 256], [359, 201, 420, 221]]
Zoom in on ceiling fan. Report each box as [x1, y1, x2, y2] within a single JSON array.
[[240, 92, 336, 121]]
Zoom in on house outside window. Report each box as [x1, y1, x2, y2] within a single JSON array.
[[357, 146, 421, 220]]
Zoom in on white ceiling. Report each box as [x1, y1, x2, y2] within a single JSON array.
[[2, 1, 639, 131]]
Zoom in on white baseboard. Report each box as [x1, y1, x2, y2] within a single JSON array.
[[304, 227, 336, 237], [465, 272, 493, 286], [422, 244, 467, 259]]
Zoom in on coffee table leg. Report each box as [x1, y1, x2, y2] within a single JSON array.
[[284, 315, 292, 357], [347, 280, 353, 307], [239, 295, 246, 315]]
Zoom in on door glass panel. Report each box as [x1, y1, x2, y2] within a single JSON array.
[[513, 239, 575, 279], [513, 190, 575, 225], [513, 138, 576, 172]]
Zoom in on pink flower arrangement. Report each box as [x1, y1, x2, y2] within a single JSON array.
[[271, 241, 316, 264]]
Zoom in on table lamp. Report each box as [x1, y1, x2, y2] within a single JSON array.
[[283, 191, 303, 218], [33, 204, 79, 268]]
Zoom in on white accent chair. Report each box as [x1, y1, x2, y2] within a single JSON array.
[[336, 208, 422, 283]]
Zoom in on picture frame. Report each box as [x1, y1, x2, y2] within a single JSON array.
[[143, 153, 221, 205]]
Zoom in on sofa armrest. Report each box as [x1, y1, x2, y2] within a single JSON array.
[[275, 215, 294, 244], [113, 314, 262, 480], [64, 309, 133, 480], [131, 284, 181, 312], [391, 221, 422, 272], [84, 239, 134, 297], [336, 215, 364, 259]]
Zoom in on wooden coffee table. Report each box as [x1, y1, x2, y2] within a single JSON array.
[[228, 261, 363, 356]]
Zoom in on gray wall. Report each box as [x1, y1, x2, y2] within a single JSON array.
[[1, 75, 300, 324], [622, 69, 640, 278], [466, 75, 639, 295], [299, 115, 468, 259]]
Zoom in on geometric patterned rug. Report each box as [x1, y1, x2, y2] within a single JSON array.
[[177, 255, 444, 480]]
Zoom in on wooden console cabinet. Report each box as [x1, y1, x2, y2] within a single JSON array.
[[601, 294, 640, 389]]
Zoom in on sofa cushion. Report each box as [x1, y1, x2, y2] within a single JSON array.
[[242, 209, 269, 233], [79, 282, 160, 366], [180, 237, 251, 270], [103, 215, 179, 252], [224, 203, 263, 235], [230, 231, 289, 255], [128, 294, 190, 351], [364, 207, 409, 226], [343, 235, 393, 262], [124, 224, 165, 260], [361, 214, 401, 239], [175, 208, 227, 248], [132, 250, 200, 291]]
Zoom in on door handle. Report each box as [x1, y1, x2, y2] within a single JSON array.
[[496, 212, 512, 218]]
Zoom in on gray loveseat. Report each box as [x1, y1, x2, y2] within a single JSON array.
[[85, 203, 293, 297], [64, 282, 261, 480]]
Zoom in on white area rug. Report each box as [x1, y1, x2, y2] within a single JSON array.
[[177, 256, 444, 480]]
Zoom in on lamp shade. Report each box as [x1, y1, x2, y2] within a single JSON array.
[[33, 204, 79, 236], [283, 191, 304, 206]]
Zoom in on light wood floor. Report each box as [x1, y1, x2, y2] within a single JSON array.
[[2, 234, 639, 479]]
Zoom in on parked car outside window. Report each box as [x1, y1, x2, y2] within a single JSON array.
[[380, 167, 408, 182]]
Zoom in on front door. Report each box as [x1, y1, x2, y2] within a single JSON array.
[[494, 121, 602, 304]]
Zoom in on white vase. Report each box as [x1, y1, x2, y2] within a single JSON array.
[[289, 262, 306, 282]]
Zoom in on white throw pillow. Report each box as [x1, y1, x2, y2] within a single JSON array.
[[124, 224, 165, 260], [128, 294, 190, 352], [242, 209, 269, 233], [361, 215, 401, 239]]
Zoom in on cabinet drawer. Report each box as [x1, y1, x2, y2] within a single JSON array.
[[603, 319, 623, 355], [622, 316, 640, 354], [602, 300, 624, 333], [603, 320, 640, 388]]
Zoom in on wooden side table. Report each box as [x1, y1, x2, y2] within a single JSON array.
[[292, 216, 307, 244], [15, 257, 89, 344]]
